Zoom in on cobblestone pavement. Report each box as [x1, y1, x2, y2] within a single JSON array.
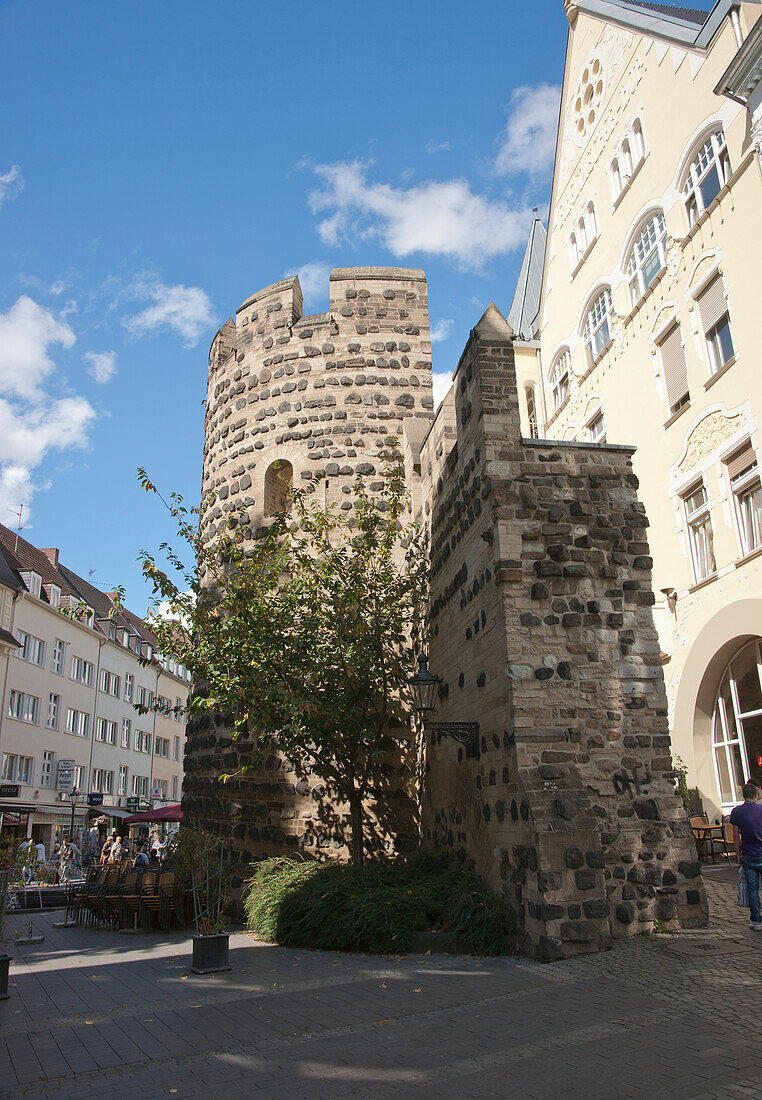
[[1, 865, 759, 1099]]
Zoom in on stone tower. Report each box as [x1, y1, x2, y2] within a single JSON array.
[[186, 267, 434, 892]]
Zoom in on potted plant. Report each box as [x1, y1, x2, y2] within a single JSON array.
[[172, 827, 230, 975], [0, 838, 27, 1000]]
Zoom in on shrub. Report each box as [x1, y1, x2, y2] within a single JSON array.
[[243, 853, 516, 956]]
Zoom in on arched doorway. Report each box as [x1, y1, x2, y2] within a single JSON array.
[[263, 460, 293, 515], [711, 639, 762, 809]]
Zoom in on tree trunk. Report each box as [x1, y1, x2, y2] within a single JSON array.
[[349, 793, 364, 868]]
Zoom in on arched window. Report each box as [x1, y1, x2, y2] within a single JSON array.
[[548, 351, 571, 413], [583, 289, 613, 365], [632, 118, 645, 161], [525, 385, 539, 438], [577, 215, 588, 253], [264, 459, 294, 514], [621, 138, 633, 178], [711, 640, 762, 808], [609, 158, 622, 201], [586, 201, 598, 240], [682, 129, 731, 227], [626, 210, 667, 306], [568, 231, 579, 269]]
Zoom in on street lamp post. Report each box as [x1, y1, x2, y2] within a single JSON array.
[[409, 653, 480, 759]]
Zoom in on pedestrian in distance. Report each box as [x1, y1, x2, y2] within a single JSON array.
[[730, 781, 762, 931]]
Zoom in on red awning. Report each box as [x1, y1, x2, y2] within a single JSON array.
[[123, 804, 183, 824]]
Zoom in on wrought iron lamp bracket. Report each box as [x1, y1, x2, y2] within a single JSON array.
[[424, 721, 481, 760]]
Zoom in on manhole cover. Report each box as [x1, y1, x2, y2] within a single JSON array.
[[657, 938, 746, 958]]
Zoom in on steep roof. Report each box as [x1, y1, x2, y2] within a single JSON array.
[[507, 215, 547, 341], [627, 2, 710, 26], [570, 0, 739, 48]]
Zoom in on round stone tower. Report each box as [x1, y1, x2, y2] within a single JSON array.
[[185, 266, 434, 891]]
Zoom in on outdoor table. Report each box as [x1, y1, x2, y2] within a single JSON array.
[[692, 823, 726, 863]]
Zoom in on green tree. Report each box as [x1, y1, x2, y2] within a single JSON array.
[[138, 441, 427, 866]]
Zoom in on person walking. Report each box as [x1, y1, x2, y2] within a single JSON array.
[[730, 781, 762, 931]]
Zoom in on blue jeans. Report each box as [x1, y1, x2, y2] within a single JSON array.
[[742, 858, 762, 924]]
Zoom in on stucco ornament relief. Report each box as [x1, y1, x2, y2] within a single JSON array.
[[665, 236, 686, 279], [611, 313, 626, 352], [676, 410, 742, 475]]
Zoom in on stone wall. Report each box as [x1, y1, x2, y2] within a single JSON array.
[[185, 267, 434, 893], [419, 302, 707, 959]]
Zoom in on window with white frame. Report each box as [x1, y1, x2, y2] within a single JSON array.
[[143, 733, 152, 755], [609, 157, 622, 201], [627, 211, 667, 305], [683, 129, 731, 227], [136, 686, 154, 710], [47, 692, 61, 730], [132, 774, 149, 798], [70, 655, 94, 686], [587, 410, 607, 443], [549, 351, 571, 413], [95, 717, 117, 744], [725, 441, 762, 557], [658, 323, 690, 416], [92, 769, 113, 795], [52, 638, 66, 675], [1, 754, 17, 781], [154, 737, 170, 759], [173, 736, 180, 761], [74, 765, 87, 790], [65, 707, 90, 738], [586, 200, 597, 240], [576, 214, 588, 254], [525, 386, 539, 439], [122, 717, 131, 749], [17, 756, 34, 785], [40, 750, 55, 788], [697, 275, 734, 375], [683, 481, 716, 582], [118, 764, 129, 796], [175, 698, 183, 722], [171, 775, 178, 800], [48, 584, 61, 609], [17, 631, 46, 667], [583, 289, 613, 365], [124, 673, 133, 702], [8, 690, 40, 724], [568, 230, 579, 269], [99, 669, 120, 697], [20, 571, 42, 598], [711, 641, 762, 807], [621, 137, 633, 177]]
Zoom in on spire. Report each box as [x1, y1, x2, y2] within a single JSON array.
[[474, 301, 513, 340], [506, 213, 547, 342]]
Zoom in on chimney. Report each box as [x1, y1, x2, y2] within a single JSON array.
[[42, 548, 59, 568]]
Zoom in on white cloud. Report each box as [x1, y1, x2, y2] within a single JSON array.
[[429, 318, 454, 343], [0, 295, 96, 522], [308, 160, 533, 272], [286, 261, 330, 309], [0, 296, 75, 401], [0, 397, 96, 521], [426, 140, 451, 155], [495, 84, 561, 178], [122, 275, 215, 347], [84, 350, 118, 384], [0, 165, 24, 211], [432, 372, 453, 409]]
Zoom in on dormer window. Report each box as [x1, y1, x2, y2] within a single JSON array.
[[48, 584, 61, 609], [21, 571, 42, 599]]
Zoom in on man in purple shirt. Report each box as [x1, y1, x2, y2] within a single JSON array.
[[730, 782, 762, 930]]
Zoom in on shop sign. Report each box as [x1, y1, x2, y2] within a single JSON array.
[[88, 793, 104, 807], [126, 797, 140, 812], [56, 759, 75, 791], [0, 783, 20, 798]]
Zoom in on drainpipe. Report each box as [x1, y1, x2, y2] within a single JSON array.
[[148, 663, 159, 810], [730, 7, 743, 48], [86, 637, 105, 831], [0, 591, 20, 754]]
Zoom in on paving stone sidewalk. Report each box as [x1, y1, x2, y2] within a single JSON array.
[[1, 865, 759, 1099]]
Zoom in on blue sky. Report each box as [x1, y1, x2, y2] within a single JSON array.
[[0, 0, 575, 609]]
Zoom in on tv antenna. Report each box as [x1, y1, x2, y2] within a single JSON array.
[[5, 504, 27, 553]]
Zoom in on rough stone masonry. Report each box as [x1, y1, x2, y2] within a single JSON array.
[[185, 265, 707, 957], [416, 301, 707, 958]]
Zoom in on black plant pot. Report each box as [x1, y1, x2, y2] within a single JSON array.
[[0, 953, 10, 1000], [191, 932, 230, 974]]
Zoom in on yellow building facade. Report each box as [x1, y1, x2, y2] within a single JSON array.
[[517, 0, 762, 818]]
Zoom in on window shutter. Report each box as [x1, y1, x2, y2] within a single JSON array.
[[697, 275, 727, 332], [659, 324, 688, 408], [726, 441, 757, 483]]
